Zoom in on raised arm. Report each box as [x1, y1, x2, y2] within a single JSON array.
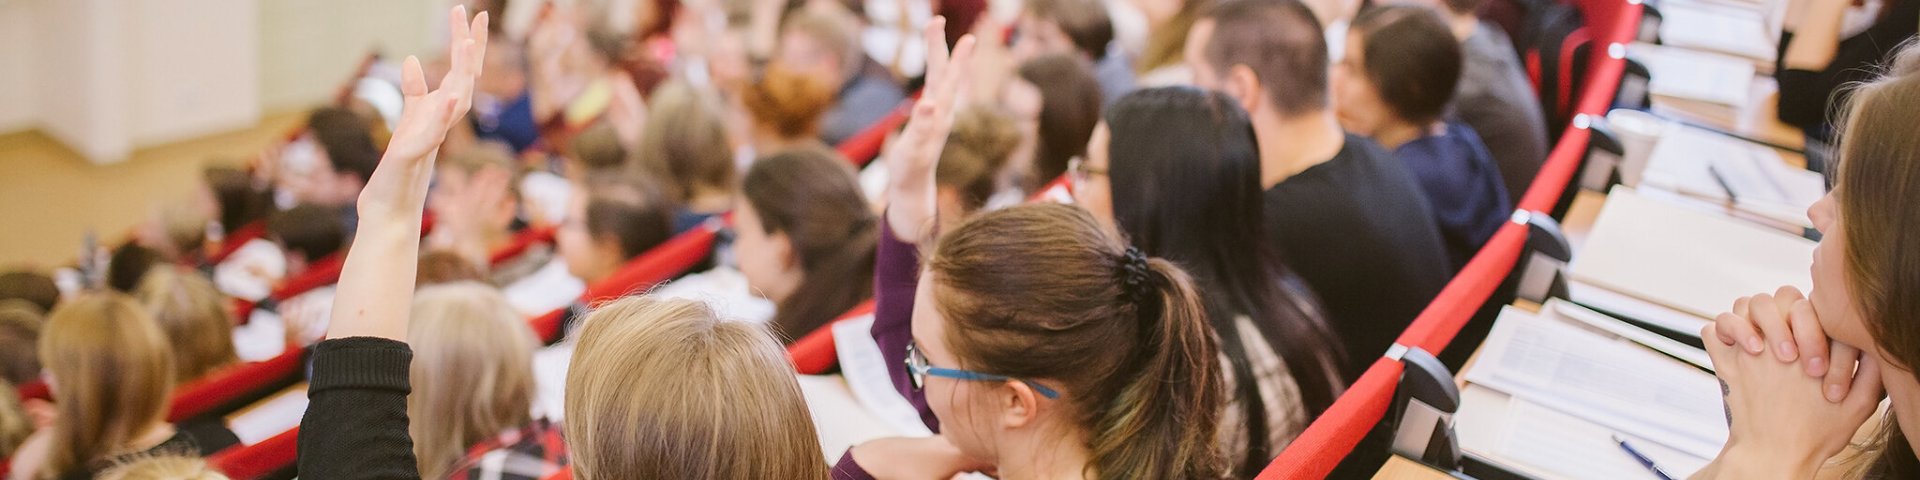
[[326, 8, 489, 342], [298, 8, 488, 480], [882, 17, 975, 243]]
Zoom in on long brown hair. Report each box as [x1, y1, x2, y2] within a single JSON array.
[[1017, 54, 1104, 190], [928, 203, 1228, 479], [133, 267, 240, 382], [1138, 0, 1214, 74], [407, 283, 539, 479], [39, 293, 176, 478], [564, 297, 827, 479], [741, 147, 877, 342], [1831, 41, 1920, 479]]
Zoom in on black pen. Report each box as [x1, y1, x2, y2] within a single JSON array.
[[1708, 164, 1740, 203], [1613, 434, 1677, 480]]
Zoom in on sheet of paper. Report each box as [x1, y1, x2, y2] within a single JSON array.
[[503, 258, 586, 318], [1640, 125, 1823, 228], [798, 374, 901, 461], [1632, 44, 1756, 107], [1568, 188, 1815, 319], [227, 387, 309, 445], [832, 314, 936, 437], [1497, 396, 1711, 480], [1545, 298, 1713, 371], [1462, 308, 1728, 458], [1659, 2, 1777, 62], [1567, 281, 1711, 337], [531, 341, 573, 421]]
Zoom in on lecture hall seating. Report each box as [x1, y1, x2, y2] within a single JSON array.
[[1255, 0, 1642, 476]]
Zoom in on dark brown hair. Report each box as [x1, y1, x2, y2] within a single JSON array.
[[1018, 54, 1104, 189], [106, 244, 163, 294], [569, 121, 632, 174], [929, 203, 1227, 479], [637, 81, 736, 203], [306, 107, 380, 184], [742, 147, 877, 342], [1202, 0, 1329, 116], [937, 107, 1023, 214], [268, 203, 347, 262], [1350, 5, 1463, 126], [0, 300, 42, 385], [202, 166, 272, 236], [581, 174, 675, 260], [416, 250, 488, 287], [1028, 0, 1115, 60], [1831, 41, 1920, 479], [0, 270, 60, 314]]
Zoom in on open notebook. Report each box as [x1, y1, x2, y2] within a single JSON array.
[[1457, 307, 1721, 479], [1568, 187, 1815, 323], [1639, 125, 1824, 229]]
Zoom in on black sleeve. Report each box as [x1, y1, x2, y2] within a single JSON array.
[[297, 337, 420, 480], [1775, 2, 1920, 133]]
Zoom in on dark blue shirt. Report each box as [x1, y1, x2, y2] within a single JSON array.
[[1394, 123, 1513, 271]]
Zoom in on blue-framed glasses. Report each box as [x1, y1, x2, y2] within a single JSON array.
[[906, 342, 1062, 399]]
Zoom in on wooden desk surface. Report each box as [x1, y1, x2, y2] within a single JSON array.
[[1373, 455, 1457, 480]]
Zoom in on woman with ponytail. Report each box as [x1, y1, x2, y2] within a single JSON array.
[[838, 20, 1228, 480]]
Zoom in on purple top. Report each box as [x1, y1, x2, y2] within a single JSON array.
[[832, 217, 938, 479], [871, 217, 939, 431]]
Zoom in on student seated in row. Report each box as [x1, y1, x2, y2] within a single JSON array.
[[8, 293, 239, 480], [1185, 0, 1451, 379], [1384, 0, 1545, 206], [554, 174, 674, 288], [775, 4, 908, 146], [635, 80, 738, 234], [132, 267, 239, 383], [1698, 41, 1920, 479], [731, 147, 876, 340], [1334, 5, 1510, 271], [262, 107, 382, 233], [1072, 86, 1347, 475], [408, 282, 565, 479], [1012, 0, 1138, 106], [1774, 0, 1919, 143], [1010, 53, 1104, 193]]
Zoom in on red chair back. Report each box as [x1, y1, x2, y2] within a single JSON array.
[[788, 300, 877, 375], [529, 222, 720, 342], [168, 346, 308, 423], [834, 101, 914, 168]]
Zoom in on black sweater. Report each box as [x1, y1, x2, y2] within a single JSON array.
[[297, 337, 420, 479], [1775, 0, 1920, 141]]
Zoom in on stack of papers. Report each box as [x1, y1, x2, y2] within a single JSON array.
[[1568, 188, 1815, 323], [1659, 1, 1779, 63], [1640, 125, 1824, 228], [1457, 308, 1723, 478], [1632, 44, 1757, 107]]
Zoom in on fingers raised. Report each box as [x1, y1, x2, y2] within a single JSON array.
[[402, 56, 428, 99]]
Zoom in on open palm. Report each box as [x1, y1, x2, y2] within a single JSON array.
[[360, 6, 490, 220]]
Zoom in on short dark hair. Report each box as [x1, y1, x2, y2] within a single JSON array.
[[1351, 5, 1463, 125], [306, 107, 380, 184], [1441, 0, 1486, 16], [580, 174, 674, 260], [1028, 0, 1115, 61], [269, 203, 348, 262], [106, 244, 162, 294], [1202, 0, 1329, 116]]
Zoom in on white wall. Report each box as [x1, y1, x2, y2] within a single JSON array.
[[0, 0, 35, 133], [0, 0, 438, 163]]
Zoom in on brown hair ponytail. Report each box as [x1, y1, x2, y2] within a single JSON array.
[[930, 203, 1228, 479]]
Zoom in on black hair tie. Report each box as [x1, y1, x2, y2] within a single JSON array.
[[1118, 247, 1153, 304]]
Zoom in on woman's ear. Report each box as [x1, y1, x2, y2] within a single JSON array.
[[771, 230, 799, 271], [999, 381, 1043, 430]]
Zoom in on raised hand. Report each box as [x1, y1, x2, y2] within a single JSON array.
[[883, 17, 976, 243], [360, 6, 491, 221], [327, 5, 488, 343]]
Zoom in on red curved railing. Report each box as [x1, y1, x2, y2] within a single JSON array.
[[1258, 0, 1642, 477]]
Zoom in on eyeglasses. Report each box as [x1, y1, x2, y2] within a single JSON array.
[[1066, 156, 1107, 190], [906, 342, 1062, 399]]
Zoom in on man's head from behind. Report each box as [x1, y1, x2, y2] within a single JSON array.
[[1185, 0, 1330, 120]]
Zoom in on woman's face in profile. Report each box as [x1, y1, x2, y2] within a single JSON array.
[[1807, 191, 1873, 350]]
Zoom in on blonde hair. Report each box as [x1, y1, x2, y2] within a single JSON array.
[[406, 282, 540, 480], [0, 378, 29, 456], [133, 268, 239, 382], [564, 297, 828, 480], [40, 293, 177, 478], [97, 454, 229, 480]]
